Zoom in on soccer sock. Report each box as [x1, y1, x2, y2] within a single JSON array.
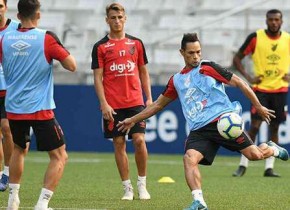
[[122, 179, 132, 189], [265, 156, 275, 170], [35, 188, 53, 208], [3, 166, 9, 176], [239, 154, 249, 167], [192, 189, 207, 207], [137, 175, 146, 186], [8, 183, 20, 207]]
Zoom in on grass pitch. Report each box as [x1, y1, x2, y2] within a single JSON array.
[[0, 152, 289, 210]]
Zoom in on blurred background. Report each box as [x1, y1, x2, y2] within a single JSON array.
[[6, 0, 289, 85]]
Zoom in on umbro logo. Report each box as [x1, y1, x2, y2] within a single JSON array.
[[11, 40, 31, 51]]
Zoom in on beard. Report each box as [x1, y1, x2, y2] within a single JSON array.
[[267, 25, 281, 34]]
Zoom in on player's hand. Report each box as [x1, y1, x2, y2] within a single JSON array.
[[117, 118, 135, 134], [256, 106, 276, 125], [145, 98, 153, 106], [249, 75, 263, 84], [101, 104, 116, 122], [282, 74, 290, 83]]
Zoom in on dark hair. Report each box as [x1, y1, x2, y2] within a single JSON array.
[[266, 9, 282, 19], [18, 0, 41, 19], [3, 0, 7, 6], [106, 2, 125, 16], [181, 33, 200, 50]]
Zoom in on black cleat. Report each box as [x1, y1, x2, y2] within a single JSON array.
[[232, 166, 246, 177], [264, 168, 280, 177]]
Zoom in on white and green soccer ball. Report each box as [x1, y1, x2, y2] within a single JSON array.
[[217, 112, 244, 139]]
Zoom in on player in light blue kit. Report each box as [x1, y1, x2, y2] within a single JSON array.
[[117, 33, 289, 210], [0, 0, 77, 209], [0, 0, 21, 192]]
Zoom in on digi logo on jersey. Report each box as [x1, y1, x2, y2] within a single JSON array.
[[110, 60, 135, 74]]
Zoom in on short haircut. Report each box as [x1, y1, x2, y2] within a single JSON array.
[[266, 9, 283, 19], [181, 33, 200, 50], [3, 0, 7, 6], [18, 0, 41, 19], [106, 3, 125, 16]]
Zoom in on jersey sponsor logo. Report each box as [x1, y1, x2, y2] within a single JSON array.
[[109, 60, 135, 73], [125, 39, 135, 45], [11, 40, 31, 56], [7, 34, 37, 40], [271, 43, 278, 51], [104, 42, 115, 48]]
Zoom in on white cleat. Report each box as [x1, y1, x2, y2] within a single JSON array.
[[7, 198, 20, 210], [34, 206, 53, 210], [121, 186, 134, 201], [138, 183, 151, 200]]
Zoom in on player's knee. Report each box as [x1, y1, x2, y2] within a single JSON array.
[[133, 136, 145, 147]]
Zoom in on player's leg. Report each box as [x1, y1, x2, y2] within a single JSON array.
[[33, 119, 67, 210], [233, 116, 262, 177], [0, 118, 14, 191], [113, 135, 134, 200], [0, 131, 3, 179], [6, 120, 30, 209], [132, 132, 150, 200]]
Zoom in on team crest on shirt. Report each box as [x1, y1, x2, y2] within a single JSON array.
[[128, 46, 135, 55]]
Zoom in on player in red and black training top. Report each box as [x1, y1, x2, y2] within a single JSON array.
[[91, 3, 152, 201]]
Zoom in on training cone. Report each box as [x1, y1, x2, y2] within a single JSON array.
[[158, 176, 175, 183]]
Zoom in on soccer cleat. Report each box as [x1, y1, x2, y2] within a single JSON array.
[[137, 183, 151, 200], [7, 197, 20, 210], [264, 168, 280, 177], [0, 174, 9, 191], [121, 186, 134, 201], [232, 166, 246, 177], [267, 141, 289, 161], [184, 200, 208, 210]]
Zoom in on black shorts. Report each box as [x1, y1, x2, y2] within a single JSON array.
[[103, 105, 146, 139], [9, 118, 65, 151], [0, 96, 7, 119], [185, 121, 253, 165], [251, 91, 287, 123]]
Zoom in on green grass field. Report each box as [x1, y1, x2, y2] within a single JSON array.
[[0, 152, 289, 210]]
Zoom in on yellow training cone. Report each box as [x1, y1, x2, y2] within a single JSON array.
[[158, 176, 175, 183]]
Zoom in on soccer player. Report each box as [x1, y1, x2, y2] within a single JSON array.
[[232, 9, 290, 177], [0, 0, 21, 192], [117, 33, 289, 210], [0, 0, 77, 209], [91, 3, 152, 201]]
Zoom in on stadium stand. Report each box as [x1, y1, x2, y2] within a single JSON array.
[[5, 0, 288, 85]]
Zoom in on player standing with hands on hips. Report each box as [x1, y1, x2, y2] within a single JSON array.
[[91, 3, 152, 201], [0, 0, 77, 209], [117, 33, 289, 210], [232, 9, 290, 177]]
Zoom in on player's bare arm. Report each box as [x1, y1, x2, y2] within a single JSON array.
[[117, 94, 173, 132], [139, 65, 152, 106], [228, 74, 275, 124], [93, 68, 116, 121]]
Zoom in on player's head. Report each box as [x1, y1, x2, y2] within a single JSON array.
[[17, 0, 41, 21], [266, 9, 283, 34], [0, 0, 8, 23], [105, 3, 126, 33], [180, 33, 201, 68]]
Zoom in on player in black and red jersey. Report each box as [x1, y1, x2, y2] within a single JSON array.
[[91, 3, 152, 200], [232, 9, 290, 178]]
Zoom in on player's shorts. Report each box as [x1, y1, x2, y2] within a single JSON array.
[[103, 105, 146, 139], [251, 91, 287, 123], [185, 121, 253, 165], [9, 118, 65, 151], [0, 96, 7, 119]]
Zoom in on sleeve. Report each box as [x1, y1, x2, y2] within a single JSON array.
[[238, 32, 257, 56], [91, 43, 103, 70], [200, 61, 233, 84], [162, 76, 178, 100], [137, 39, 148, 66], [44, 31, 70, 63]]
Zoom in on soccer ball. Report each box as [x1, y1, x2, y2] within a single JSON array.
[[217, 112, 244, 139]]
